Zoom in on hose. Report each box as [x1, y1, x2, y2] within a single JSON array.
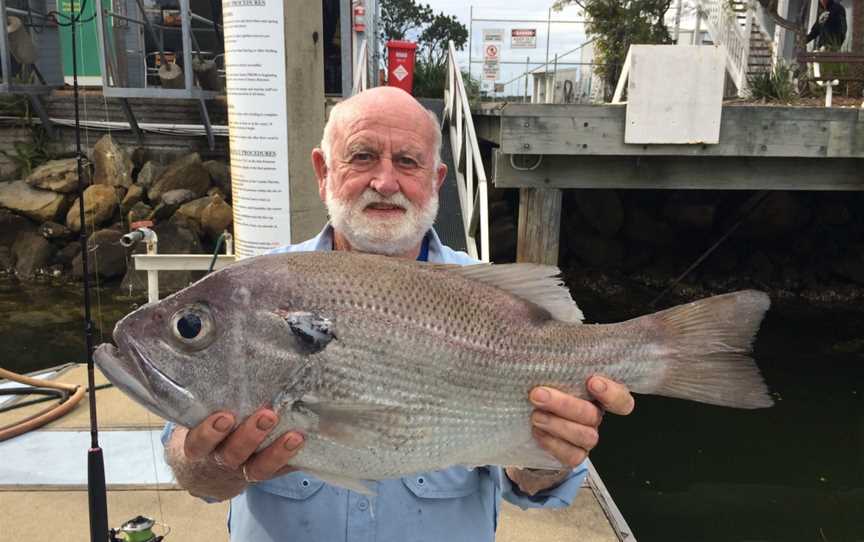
[[0, 367, 86, 441]]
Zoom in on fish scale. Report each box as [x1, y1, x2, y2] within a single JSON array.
[[95, 250, 774, 487]]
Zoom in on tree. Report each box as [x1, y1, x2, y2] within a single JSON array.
[[380, 0, 469, 97], [555, 0, 673, 100]]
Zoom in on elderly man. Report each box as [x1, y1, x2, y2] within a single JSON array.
[[163, 87, 634, 541]]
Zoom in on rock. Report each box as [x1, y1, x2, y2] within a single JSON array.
[[207, 186, 227, 201], [573, 190, 623, 237], [39, 221, 72, 240], [72, 229, 127, 279], [121, 184, 144, 214], [55, 242, 81, 266], [201, 195, 233, 239], [202, 160, 231, 197], [746, 251, 774, 284], [0, 209, 37, 247], [568, 232, 624, 268], [0, 180, 69, 222], [128, 201, 153, 225], [739, 192, 808, 239], [135, 161, 161, 190], [162, 188, 197, 206], [703, 245, 739, 275], [130, 147, 150, 170], [0, 246, 11, 271], [176, 196, 211, 225], [12, 231, 55, 279], [66, 184, 120, 232], [148, 153, 211, 203], [92, 134, 133, 187], [121, 221, 204, 295], [832, 256, 864, 285], [26, 158, 89, 193]]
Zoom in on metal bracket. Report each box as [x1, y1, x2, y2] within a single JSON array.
[[118, 98, 143, 144], [28, 94, 55, 138], [198, 98, 215, 151]]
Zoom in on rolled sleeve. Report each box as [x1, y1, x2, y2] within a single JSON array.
[[499, 461, 588, 510]]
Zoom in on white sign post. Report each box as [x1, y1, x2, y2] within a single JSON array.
[[223, 0, 291, 258], [511, 28, 537, 48]]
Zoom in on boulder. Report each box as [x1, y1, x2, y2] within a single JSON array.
[[92, 134, 133, 187], [207, 186, 228, 201], [662, 195, 716, 230], [202, 160, 231, 197], [121, 221, 204, 295], [0, 246, 11, 271], [622, 207, 676, 246], [127, 201, 153, 225], [739, 192, 808, 239], [66, 184, 120, 232], [72, 228, 127, 279], [176, 196, 211, 225], [0, 180, 69, 222], [0, 209, 36, 247], [121, 184, 144, 214], [148, 153, 211, 203], [135, 161, 162, 190], [12, 231, 55, 279], [201, 195, 233, 239], [54, 242, 82, 267], [26, 158, 89, 193], [39, 221, 72, 240], [567, 232, 624, 268], [573, 190, 623, 237], [162, 188, 197, 207]]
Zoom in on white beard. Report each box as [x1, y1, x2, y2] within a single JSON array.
[[325, 186, 438, 256]]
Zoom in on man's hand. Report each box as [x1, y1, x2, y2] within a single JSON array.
[[506, 375, 634, 496], [165, 409, 304, 501]]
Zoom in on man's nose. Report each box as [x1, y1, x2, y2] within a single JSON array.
[[369, 160, 400, 197]]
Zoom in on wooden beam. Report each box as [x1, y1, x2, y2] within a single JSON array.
[[517, 187, 562, 265], [286, 0, 327, 243], [477, 104, 864, 158], [493, 152, 864, 191]]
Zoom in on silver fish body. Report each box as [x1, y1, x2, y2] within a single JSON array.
[[95, 251, 772, 485]]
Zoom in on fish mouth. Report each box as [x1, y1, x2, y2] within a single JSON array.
[[94, 339, 209, 427]]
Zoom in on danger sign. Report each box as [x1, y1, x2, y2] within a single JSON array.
[[511, 28, 537, 48], [484, 44, 499, 61]]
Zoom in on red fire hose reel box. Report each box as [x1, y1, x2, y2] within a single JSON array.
[[386, 40, 417, 95]]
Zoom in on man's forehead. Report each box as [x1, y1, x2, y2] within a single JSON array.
[[336, 113, 433, 151]]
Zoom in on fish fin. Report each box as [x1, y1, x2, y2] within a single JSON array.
[[274, 310, 336, 354], [303, 468, 377, 496], [300, 398, 414, 450], [637, 290, 773, 409], [444, 263, 584, 324], [483, 436, 564, 470]]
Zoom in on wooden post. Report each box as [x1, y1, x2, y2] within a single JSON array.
[[516, 187, 562, 265], [285, 0, 327, 243]]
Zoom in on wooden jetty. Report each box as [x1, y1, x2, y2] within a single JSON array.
[[473, 103, 864, 265], [0, 365, 634, 541]]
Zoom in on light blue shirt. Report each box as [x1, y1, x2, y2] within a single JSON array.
[[164, 225, 588, 541]]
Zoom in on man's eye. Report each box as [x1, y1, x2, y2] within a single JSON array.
[[352, 153, 375, 163], [396, 156, 419, 168]]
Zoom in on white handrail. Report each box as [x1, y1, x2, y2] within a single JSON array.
[[352, 40, 368, 95], [697, 0, 752, 94], [443, 40, 490, 262]]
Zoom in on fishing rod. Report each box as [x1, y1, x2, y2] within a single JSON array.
[[68, 0, 110, 538]]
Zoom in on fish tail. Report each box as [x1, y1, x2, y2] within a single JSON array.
[[643, 290, 773, 409]]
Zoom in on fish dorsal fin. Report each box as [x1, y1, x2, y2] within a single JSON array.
[[447, 263, 584, 324]]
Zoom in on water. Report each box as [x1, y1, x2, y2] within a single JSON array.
[[0, 277, 861, 541]]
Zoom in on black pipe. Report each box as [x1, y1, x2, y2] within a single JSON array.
[[0, 384, 112, 413]]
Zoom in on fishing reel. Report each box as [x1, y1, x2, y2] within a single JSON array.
[[109, 515, 169, 542]]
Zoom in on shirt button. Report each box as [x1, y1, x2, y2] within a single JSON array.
[[358, 498, 369, 511]]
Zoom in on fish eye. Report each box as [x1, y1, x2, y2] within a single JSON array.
[[169, 304, 214, 350], [176, 313, 202, 339]]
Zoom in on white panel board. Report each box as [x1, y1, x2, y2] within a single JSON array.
[[624, 45, 725, 144]]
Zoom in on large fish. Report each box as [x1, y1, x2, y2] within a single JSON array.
[[94, 251, 772, 490]]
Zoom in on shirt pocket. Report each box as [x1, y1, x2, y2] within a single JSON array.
[[255, 471, 326, 500], [401, 467, 482, 499]]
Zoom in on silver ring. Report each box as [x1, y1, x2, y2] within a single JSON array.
[[242, 463, 258, 484]]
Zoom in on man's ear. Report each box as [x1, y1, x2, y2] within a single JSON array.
[[435, 162, 447, 191], [311, 148, 328, 201]]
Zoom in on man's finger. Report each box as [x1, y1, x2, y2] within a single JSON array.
[[215, 409, 278, 469], [184, 412, 235, 461], [532, 427, 588, 468], [243, 432, 305, 482], [530, 387, 604, 427], [532, 410, 600, 452], [586, 376, 635, 415]]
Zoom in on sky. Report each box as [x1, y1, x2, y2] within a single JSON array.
[[418, 1, 589, 94]]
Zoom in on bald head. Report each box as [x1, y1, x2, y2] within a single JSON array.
[[320, 87, 442, 169]]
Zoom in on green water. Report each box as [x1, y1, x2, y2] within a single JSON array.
[[0, 276, 861, 541]]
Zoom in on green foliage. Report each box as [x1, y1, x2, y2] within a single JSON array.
[[0, 126, 54, 177], [554, 0, 673, 100], [746, 62, 796, 102]]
